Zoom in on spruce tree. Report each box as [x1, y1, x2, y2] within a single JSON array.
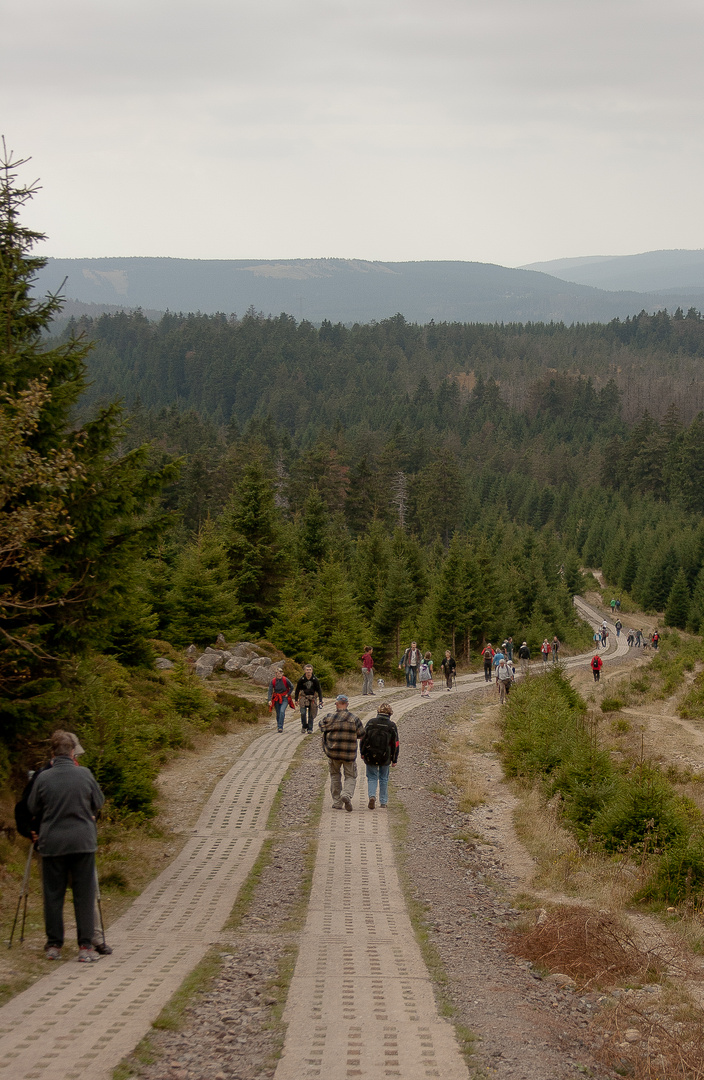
[[224, 460, 288, 636], [0, 147, 176, 716], [665, 568, 690, 630], [268, 575, 317, 662], [166, 523, 244, 647]]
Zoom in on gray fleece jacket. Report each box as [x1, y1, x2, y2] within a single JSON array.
[[27, 756, 105, 856]]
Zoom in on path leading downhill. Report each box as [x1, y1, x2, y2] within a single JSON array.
[[0, 598, 627, 1080]]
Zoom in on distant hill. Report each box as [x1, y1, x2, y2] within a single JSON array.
[[522, 250, 704, 295], [35, 257, 704, 326]]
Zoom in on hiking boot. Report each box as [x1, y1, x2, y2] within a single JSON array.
[[379, 803, 387, 808], [341, 795, 353, 812], [368, 796, 376, 810], [78, 946, 100, 962], [332, 802, 343, 810], [93, 939, 113, 955], [45, 946, 62, 960]]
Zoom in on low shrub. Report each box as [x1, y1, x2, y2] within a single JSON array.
[[637, 830, 704, 905], [600, 696, 624, 712], [592, 766, 689, 852]]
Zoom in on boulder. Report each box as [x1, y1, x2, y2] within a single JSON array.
[[185, 644, 198, 659], [154, 657, 174, 670], [251, 666, 274, 687], [195, 650, 226, 679], [230, 642, 257, 658], [224, 656, 250, 674], [250, 656, 272, 668], [215, 633, 228, 649]]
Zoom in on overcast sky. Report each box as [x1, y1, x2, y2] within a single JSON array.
[[3, 0, 704, 266]]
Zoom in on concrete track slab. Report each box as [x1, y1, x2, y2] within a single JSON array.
[[274, 788, 470, 1080]]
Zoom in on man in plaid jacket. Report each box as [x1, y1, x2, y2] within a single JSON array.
[[319, 694, 364, 812]]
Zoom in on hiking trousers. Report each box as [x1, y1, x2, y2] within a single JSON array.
[[362, 668, 374, 694], [366, 763, 390, 805], [328, 758, 357, 807], [41, 851, 96, 948]]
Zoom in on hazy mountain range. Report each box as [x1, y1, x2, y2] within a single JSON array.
[[37, 251, 704, 327]]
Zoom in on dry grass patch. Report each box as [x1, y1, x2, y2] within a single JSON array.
[[595, 988, 704, 1080], [507, 904, 664, 989], [442, 726, 488, 811]]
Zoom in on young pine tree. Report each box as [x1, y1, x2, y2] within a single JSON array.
[[166, 524, 244, 647], [223, 460, 288, 636]]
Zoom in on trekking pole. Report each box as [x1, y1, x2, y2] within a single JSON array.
[[93, 867, 112, 955], [8, 844, 34, 948]]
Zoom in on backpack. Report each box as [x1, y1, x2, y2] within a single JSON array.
[[14, 765, 48, 838], [591, 656, 600, 669], [419, 660, 431, 681], [361, 722, 391, 767]]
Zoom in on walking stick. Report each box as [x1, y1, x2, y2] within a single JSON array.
[[8, 844, 34, 948], [93, 867, 112, 955]]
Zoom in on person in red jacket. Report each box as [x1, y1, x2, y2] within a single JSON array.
[[591, 654, 603, 682], [482, 644, 495, 683]]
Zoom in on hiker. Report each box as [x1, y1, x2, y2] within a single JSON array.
[[492, 646, 505, 669], [635, 628, 643, 647], [652, 630, 660, 650], [551, 636, 560, 664], [419, 652, 434, 697], [27, 730, 105, 962], [295, 664, 324, 734], [591, 653, 603, 682], [610, 598, 616, 613], [616, 598, 621, 610], [601, 627, 608, 648], [505, 637, 514, 662], [482, 643, 495, 682], [615, 618, 622, 638], [496, 657, 513, 704], [268, 667, 294, 732], [318, 694, 364, 812], [627, 628, 634, 646], [440, 650, 456, 691], [399, 641, 421, 687], [361, 646, 375, 695], [593, 630, 602, 648], [360, 702, 399, 809], [541, 639, 551, 664], [518, 641, 531, 674]]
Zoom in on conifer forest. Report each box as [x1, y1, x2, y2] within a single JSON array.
[[4, 151, 704, 818]]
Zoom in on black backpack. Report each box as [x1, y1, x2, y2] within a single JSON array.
[[361, 722, 391, 767], [14, 765, 48, 838]]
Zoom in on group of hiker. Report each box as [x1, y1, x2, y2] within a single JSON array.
[[397, 642, 457, 693]]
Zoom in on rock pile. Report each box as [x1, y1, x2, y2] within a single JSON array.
[[188, 640, 281, 684]]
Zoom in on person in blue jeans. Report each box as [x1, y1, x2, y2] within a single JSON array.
[[360, 703, 399, 809], [268, 667, 294, 731]]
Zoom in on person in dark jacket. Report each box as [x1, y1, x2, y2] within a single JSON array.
[[360, 703, 399, 809], [294, 664, 324, 733], [27, 730, 105, 962], [518, 641, 531, 675], [268, 667, 294, 732], [440, 650, 456, 690]]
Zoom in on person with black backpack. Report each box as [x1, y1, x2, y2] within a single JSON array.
[[360, 703, 399, 810]]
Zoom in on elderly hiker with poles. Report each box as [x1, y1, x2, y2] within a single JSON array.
[[360, 702, 399, 809], [319, 694, 364, 812], [26, 730, 105, 962], [496, 657, 513, 704]]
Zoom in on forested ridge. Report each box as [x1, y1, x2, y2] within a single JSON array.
[[4, 151, 704, 823]]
